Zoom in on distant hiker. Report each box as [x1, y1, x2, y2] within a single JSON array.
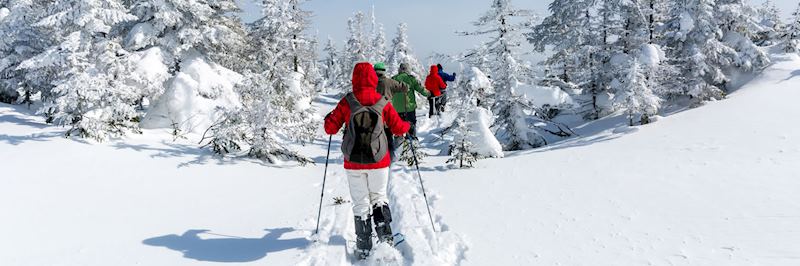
[[324, 62, 410, 259], [425, 65, 447, 117], [392, 63, 430, 139], [374, 62, 408, 101], [436, 64, 456, 111], [374, 62, 409, 159]]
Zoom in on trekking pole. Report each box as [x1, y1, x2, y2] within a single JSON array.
[[315, 135, 333, 235], [406, 135, 437, 233]]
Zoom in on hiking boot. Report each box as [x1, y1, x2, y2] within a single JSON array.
[[354, 216, 373, 259], [372, 204, 394, 245]]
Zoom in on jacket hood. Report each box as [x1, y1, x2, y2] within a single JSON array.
[[350, 62, 382, 105], [429, 65, 439, 75], [352, 62, 379, 94], [398, 63, 410, 73]]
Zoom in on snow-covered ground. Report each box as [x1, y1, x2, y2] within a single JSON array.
[[2, 54, 800, 265]]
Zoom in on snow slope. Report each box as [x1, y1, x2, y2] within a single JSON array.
[[1, 54, 799, 265], [426, 53, 800, 265]]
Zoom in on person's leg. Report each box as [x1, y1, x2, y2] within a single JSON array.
[[385, 128, 396, 162], [346, 170, 373, 255], [428, 97, 435, 117], [406, 111, 418, 138], [365, 167, 393, 243], [440, 90, 447, 112]]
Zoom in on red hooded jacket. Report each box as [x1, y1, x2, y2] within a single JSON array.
[[424, 65, 447, 97], [324, 62, 410, 170]]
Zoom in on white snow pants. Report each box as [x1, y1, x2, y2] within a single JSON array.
[[346, 168, 390, 219]]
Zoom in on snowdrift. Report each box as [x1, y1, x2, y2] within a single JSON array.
[[140, 50, 242, 136]]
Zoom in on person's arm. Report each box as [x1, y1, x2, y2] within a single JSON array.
[[324, 99, 349, 135], [391, 80, 409, 93], [412, 78, 430, 97], [439, 71, 456, 82], [383, 103, 410, 136], [438, 76, 448, 90]]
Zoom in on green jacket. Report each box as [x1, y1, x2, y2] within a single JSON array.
[[391, 72, 430, 113]]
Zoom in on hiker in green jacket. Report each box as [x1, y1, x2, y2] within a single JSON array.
[[391, 63, 431, 139]]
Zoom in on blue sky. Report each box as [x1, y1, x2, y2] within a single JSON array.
[[236, 0, 798, 61]]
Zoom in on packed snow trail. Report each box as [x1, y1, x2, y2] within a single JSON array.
[[298, 131, 467, 265]]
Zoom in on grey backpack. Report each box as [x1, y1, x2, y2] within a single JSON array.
[[342, 93, 389, 164]]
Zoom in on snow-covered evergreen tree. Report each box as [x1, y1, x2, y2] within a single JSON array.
[[205, 0, 318, 163], [612, 59, 661, 126], [386, 23, 424, 78], [783, 3, 800, 53], [367, 7, 387, 63], [663, 0, 737, 102], [754, 0, 784, 46], [461, 0, 544, 150], [18, 0, 140, 140], [322, 37, 345, 92], [0, 0, 52, 104], [343, 12, 369, 74], [447, 113, 479, 168], [715, 0, 770, 71]]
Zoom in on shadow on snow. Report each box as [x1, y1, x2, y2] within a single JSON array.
[[142, 228, 310, 263]]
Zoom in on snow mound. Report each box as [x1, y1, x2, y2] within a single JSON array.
[[0, 8, 9, 21], [517, 83, 574, 108], [286, 72, 312, 111], [141, 50, 242, 135], [467, 107, 503, 158], [467, 67, 491, 90], [125, 22, 156, 50], [128, 47, 169, 98], [639, 43, 664, 67]]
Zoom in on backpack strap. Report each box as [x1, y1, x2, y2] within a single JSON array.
[[345, 92, 362, 110], [372, 96, 389, 112]]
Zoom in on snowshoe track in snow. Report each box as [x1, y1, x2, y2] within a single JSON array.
[[298, 156, 468, 265]]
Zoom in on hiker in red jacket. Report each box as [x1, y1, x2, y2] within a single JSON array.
[[424, 65, 447, 117], [324, 62, 410, 258]]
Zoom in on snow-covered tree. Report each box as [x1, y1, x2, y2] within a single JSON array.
[[322, 37, 345, 92], [343, 12, 369, 74], [367, 7, 387, 63], [461, 0, 544, 150], [715, 0, 770, 72], [447, 113, 479, 168], [128, 0, 246, 65], [0, 0, 51, 104], [18, 0, 141, 140], [205, 0, 318, 163], [386, 23, 424, 78], [662, 0, 737, 102], [612, 59, 661, 126], [783, 3, 800, 53], [754, 0, 784, 46]]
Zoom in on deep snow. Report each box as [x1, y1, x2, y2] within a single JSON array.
[[2, 54, 800, 265]]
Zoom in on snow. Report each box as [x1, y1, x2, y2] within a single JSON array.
[[679, 11, 695, 37], [466, 107, 503, 158], [516, 83, 574, 108], [129, 47, 169, 89], [141, 50, 242, 136], [287, 71, 312, 111], [125, 22, 156, 50], [467, 67, 491, 90], [2, 52, 800, 265], [639, 43, 664, 67], [0, 7, 9, 21]]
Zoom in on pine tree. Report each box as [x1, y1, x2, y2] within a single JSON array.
[[663, 0, 737, 102], [715, 0, 770, 72], [398, 137, 427, 167], [367, 7, 387, 63], [205, 0, 318, 164], [0, 0, 51, 104], [343, 12, 369, 75], [322, 37, 344, 92], [612, 59, 661, 126], [386, 23, 424, 78], [447, 113, 479, 168], [461, 0, 544, 150], [783, 3, 800, 53], [754, 0, 784, 46], [18, 0, 140, 140]]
